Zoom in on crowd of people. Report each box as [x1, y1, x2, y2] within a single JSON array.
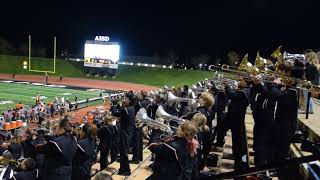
[[0, 49, 318, 180], [0, 96, 80, 127]]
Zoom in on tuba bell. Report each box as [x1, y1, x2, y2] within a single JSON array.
[[156, 105, 184, 124], [136, 108, 174, 135], [167, 92, 197, 112]]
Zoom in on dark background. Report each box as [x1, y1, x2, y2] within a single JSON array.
[[0, 0, 319, 62]]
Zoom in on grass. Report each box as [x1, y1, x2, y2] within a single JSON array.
[[0, 55, 213, 87], [0, 82, 103, 113]]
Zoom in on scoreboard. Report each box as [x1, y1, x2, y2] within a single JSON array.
[[84, 37, 120, 69]]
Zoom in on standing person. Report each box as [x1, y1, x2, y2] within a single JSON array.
[[45, 73, 48, 85], [36, 117, 78, 180], [97, 116, 115, 170], [12, 72, 16, 80], [111, 92, 136, 176], [72, 124, 97, 180], [132, 91, 150, 163], [271, 78, 299, 179], [209, 86, 228, 150], [249, 75, 268, 166], [223, 77, 250, 172], [147, 121, 199, 180], [74, 101, 79, 112], [304, 51, 320, 114], [59, 74, 63, 82], [191, 113, 210, 171]]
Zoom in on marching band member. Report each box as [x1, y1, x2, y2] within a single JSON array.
[[72, 124, 97, 180], [262, 77, 283, 164], [147, 121, 199, 180], [36, 117, 78, 180], [191, 113, 210, 170], [223, 77, 250, 172], [132, 91, 150, 163], [111, 92, 136, 176], [97, 116, 115, 170], [13, 158, 39, 180], [249, 75, 268, 166], [272, 78, 299, 179], [209, 86, 228, 149]]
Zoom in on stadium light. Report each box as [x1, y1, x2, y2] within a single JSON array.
[[144, 64, 149, 67], [169, 66, 173, 69], [77, 58, 80, 61], [151, 64, 155, 67], [184, 67, 187, 70], [130, 63, 134, 65], [162, 65, 167, 68], [23, 61, 28, 69], [137, 63, 141, 66]]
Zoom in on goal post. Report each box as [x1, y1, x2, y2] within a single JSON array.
[[28, 35, 56, 73]]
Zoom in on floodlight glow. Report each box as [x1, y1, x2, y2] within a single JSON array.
[[151, 64, 155, 67], [130, 63, 134, 65], [84, 44, 120, 62], [199, 64, 202, 67], [137, 63, 141, 66], [162, 65, 167, 68], [169, 66, 173, 69], [144, 64, 149, 66], [77, 58, 80, 61]]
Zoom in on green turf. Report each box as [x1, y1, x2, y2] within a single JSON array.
[[0, 55, 213, 87], [0, 82, 102, 113]]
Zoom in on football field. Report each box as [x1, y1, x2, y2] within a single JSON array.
[[0, 81, 104, 113]]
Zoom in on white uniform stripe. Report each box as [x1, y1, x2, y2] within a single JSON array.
[[49, 140, 63, 152]]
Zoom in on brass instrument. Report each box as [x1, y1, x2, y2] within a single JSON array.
[[167, 92, 198, 112], [135, 108, 174, 135], [156, 105, 185, 124]]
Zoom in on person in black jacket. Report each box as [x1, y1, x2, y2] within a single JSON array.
[[132, 91, 150, 163], [209, 86, 228, 149], [36, 117, 78, 180], [30, 129, 47, 179], [224, 77, 250, 172], [97, 116, 115, 170], [249, 75, 268, 166], [191, 113, 211, 171], [8, 136, 23, 160], [111, 92, 136, 176], [13, 158, 39, 180], [72, 123, 97, 180], [147, 121, 199, 180]]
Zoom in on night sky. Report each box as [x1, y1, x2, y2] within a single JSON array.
[[1, 0, 319, 58]]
